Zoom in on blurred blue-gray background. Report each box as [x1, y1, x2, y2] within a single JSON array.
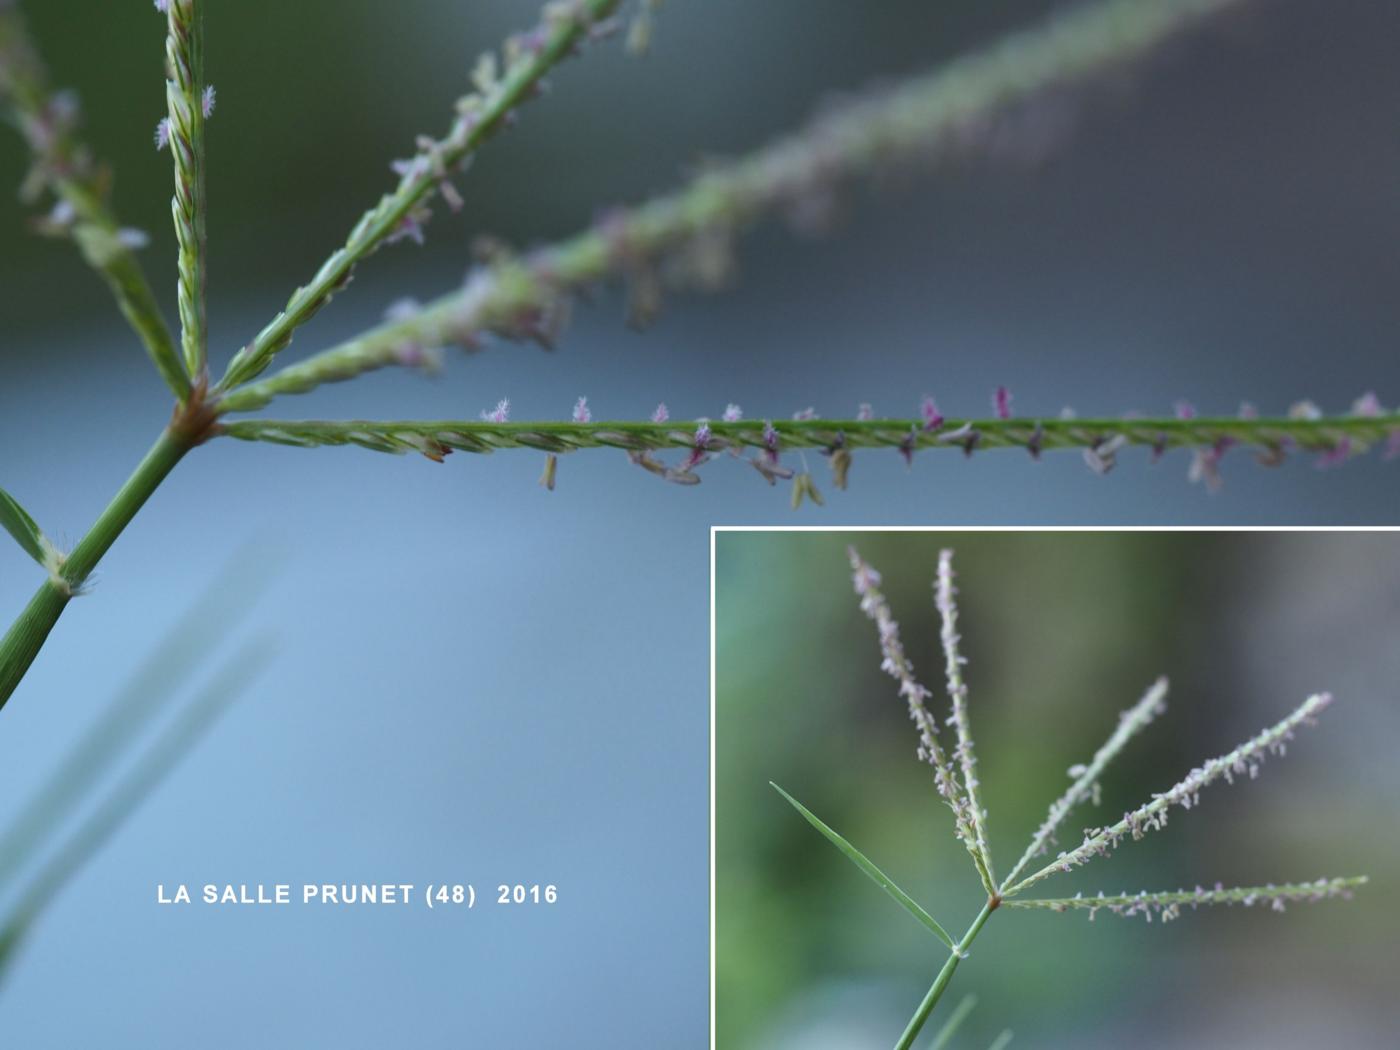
[[1, 0, 1398, 1045]]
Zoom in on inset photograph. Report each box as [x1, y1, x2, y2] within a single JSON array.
[[714, 529, 1398, 1048]]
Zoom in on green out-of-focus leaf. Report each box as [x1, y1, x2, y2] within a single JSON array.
[[0, 638, 276, 981], [929, 994, 977, 1050], [771, 782, 957, 952], [0, 485, 51, 568]]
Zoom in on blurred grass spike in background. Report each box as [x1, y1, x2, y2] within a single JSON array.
[[0, 544, 279, 893], [0, 635, 277, 982]]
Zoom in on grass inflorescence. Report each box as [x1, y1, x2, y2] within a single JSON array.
[[771, 547, 1366, 1048], [8, 0, 1350, 714]]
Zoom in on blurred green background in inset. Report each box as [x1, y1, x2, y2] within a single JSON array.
[[716, 531, 1400, 1048]]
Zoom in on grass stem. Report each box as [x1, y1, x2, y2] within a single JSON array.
[[0, 428, 193, 713], [895, 898, 997, 1050]]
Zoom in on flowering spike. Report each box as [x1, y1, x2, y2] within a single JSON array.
[[1006, 693, 1335, 896], [163, 0, 211, 379], [1000, 678, 1168, 892], [1003, 877, 1368, 922], [225, 407, 1400, 492], [935, 550, 996, 893], [848, 549, 984, 880], [214, 0, 629, 393]]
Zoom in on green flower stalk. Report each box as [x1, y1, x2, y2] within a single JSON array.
[[217, 408, 1400, 484], [774, 548, 1365, 1048], [162, 0, 210, 382], [936, 549, 996, 890], [1001, 877, 1369, 922], [0, 0, 1389, 741], [998, 676, 1167, 892], [0, 423, 198, 712], [219, 0, 1258, 414], [215, 0, 624, 392], [1004, 690, 1336, 896], [0, 1, 188, 399], [848, 548, 985, 887]]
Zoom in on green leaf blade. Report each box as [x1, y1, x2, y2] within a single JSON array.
[[0, 485, 50, 569], [771, 782, 957, 952]]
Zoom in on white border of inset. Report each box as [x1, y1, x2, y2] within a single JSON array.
[[708, 524, 1398, 1047]]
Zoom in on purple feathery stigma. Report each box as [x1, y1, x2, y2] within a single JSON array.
[[921, 395, 944, 431], [572, 396, 591, 423], [651, 402, 670, 424], [762, 420, 780, 461], [1352, 391, 1383, 417], [480, 398, 510, 423], [680, 422, 714, 473], [994, 386, 1012, 419]]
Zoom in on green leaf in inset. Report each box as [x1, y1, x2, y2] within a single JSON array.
[[0, 485, 51, 568], [771, 782, 957, 952]]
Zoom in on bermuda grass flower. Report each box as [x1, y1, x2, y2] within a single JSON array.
[[774, 547, 1366, 1048]]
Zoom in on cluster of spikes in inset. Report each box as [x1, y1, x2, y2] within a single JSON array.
[[832, 546, 1366, 911], [771, 546, 1366, 1045]]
